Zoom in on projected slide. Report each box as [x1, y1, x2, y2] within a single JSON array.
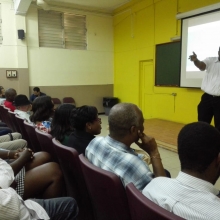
[[180, 10, 220, 87]]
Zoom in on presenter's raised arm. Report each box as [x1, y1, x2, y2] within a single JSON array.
[[189, 52, 206, 71]]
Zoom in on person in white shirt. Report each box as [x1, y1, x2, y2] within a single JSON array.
[[142, 122, 220, 220], [0, 148, 78, 220], [189, 48, 220, 130], [14, 94, 32, 122]]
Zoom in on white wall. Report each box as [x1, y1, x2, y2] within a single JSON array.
[[0, 0, 28, 68], [26, 7, 114, 86], [0, 1, 29, 96]]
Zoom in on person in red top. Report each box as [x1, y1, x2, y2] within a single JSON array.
[[4, 88, 17, 111]]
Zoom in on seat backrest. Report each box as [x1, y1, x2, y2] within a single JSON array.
[[62, 97, 75, 105], [126, 183, 184, 220], [23, 121, 41, 152], [52, 139, 94, 220], [51, 98, 61, 105], [2, 106, 13, 130], [15, 115, 33, 148], [0, 105, 5, 123], [79, 154, 131, 220], [35, 128, 57, 162], [8, 111, 20, 132]]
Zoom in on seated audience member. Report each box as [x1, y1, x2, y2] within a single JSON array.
[[4, 88, 17, 111], [66, 105, 102, 155], [0, 133, 27, 150], [0, 86, 5, 98], [86, 103, 166, 191], [0, 148, 64, 199], [142, 122, 220, 220], [0, 89, 28, 146], [30, 96, 54, 133], [14, 94, 32, 122], [50, 104, 75, 145], [30, 87, 46, 102], [0, 127, 12, 136], [0, 151, 78, 219]]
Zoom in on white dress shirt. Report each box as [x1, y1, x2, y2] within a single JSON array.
[[14, 109, 31, 122], [0, 159, 49, 220], [142, 171, 220, 220], [201, 57, 220, 96]]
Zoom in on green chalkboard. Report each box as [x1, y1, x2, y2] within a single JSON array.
[[155, 41, 180, 86]]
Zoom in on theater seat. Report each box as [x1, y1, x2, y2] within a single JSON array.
[[79, 154, 131, 220], [52, 139, 94, 220], [23, 121, 41, 152], [35, 128, 58, 162], [126, 182, 184, 220], [62, 97, 75, 105]]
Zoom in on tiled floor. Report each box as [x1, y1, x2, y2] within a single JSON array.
[[99, 114, 220, 189]]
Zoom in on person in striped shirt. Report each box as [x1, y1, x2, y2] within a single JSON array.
[[86, 103, 167, 191], [143, 122, 220, 220]]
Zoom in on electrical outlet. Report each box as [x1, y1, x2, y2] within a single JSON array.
[[6, 70, 17, 78], [12, 71, 17, 78], [6, 70, 12, 78]]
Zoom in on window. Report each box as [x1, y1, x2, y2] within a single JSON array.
[[38, 10, 87, 50]]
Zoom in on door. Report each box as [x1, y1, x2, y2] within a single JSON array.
[[139, 60, 154, 119]]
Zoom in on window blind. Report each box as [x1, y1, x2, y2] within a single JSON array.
[[38, 10, 87, 50]]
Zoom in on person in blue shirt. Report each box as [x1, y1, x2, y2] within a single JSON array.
[[30, 87, 46, 102]]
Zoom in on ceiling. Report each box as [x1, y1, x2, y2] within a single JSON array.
[[43, 0, 131, 13]]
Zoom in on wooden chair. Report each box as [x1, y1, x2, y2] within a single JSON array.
[[35, 129, 58, 162], [79, 154, 131, 220], [23, 121, 41, 152], [126, 183, 184, 220], [52, 139, 94, 220]]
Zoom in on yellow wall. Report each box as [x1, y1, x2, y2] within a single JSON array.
[[113, 0, 220, 124]]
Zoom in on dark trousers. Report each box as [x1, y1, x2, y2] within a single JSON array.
[[0, 127, 12, 136], [0, 122, 12, 135], [198, 93, 220, 130], [32, 197, 78, 220]]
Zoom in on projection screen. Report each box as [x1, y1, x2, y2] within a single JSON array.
[[180, 10, 220, 88]]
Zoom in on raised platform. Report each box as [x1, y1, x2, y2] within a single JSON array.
[[144, 119, 185, 152]]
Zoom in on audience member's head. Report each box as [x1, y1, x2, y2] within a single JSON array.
[[178, 121, 220, 184], [0, 86, 5, 98], [30, 96, 54, 123], [50, 104, 76, 142], [13, 94, 32, 112], [70, 105, 101, 135], [33, 87, 40, 96], [5, 88, 17, 102], [108, 103, 144, 143]]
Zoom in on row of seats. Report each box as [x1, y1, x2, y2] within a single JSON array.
[[52, 97, 75, 105], [0, 105, 183, 220]]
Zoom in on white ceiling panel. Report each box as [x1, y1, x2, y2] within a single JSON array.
[[43, 0, 131, 13]]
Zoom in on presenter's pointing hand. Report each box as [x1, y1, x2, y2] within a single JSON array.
[[189, 52, 197, 61]]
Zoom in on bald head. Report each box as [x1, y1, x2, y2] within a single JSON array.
[[108, 103, 143, 138], [5, 88, 17, 102]]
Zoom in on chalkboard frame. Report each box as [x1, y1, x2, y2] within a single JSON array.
[[155, 41, 181, 87]]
